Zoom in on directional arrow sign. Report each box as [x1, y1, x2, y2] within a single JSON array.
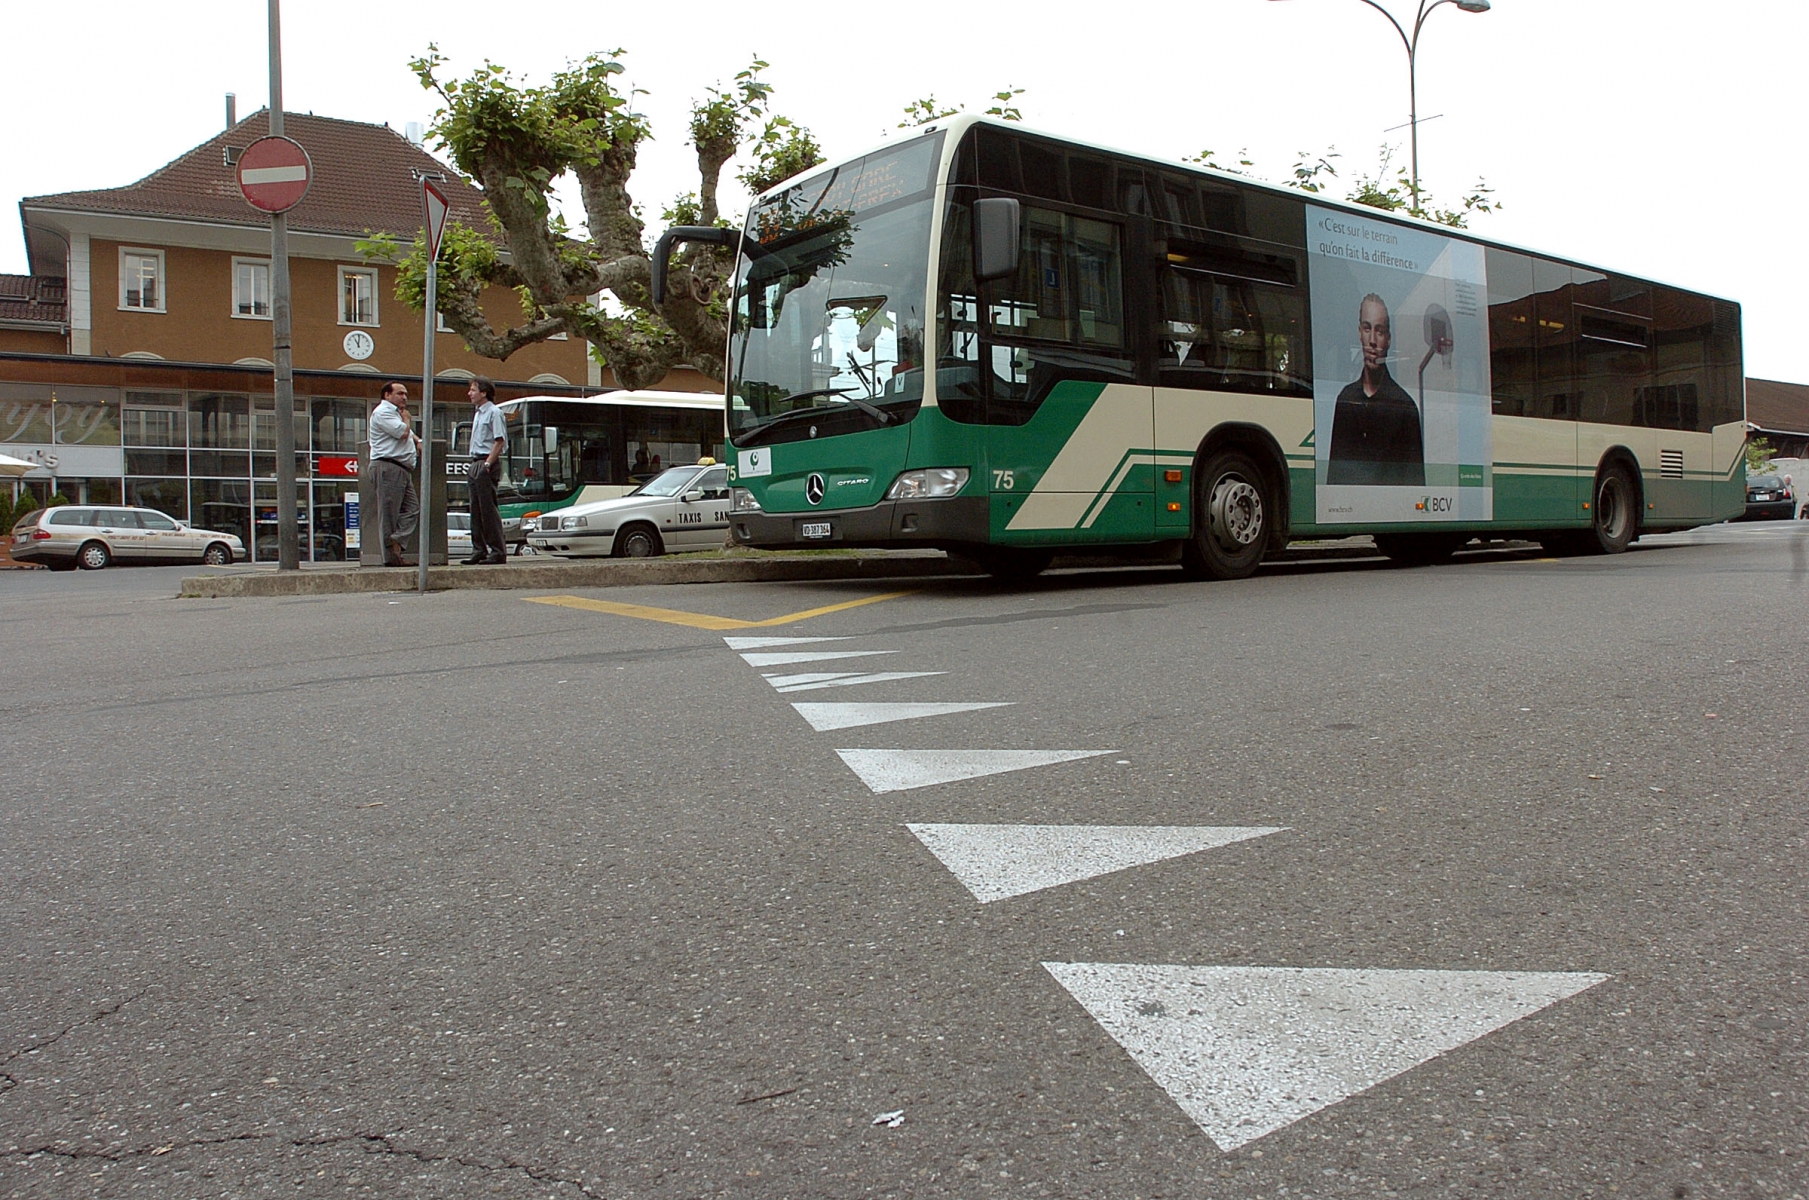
[[1044, 963, 1608, 1150], [908, 824, 1284, 902], [422, 177, 451, 259], [237, 136, 312, 213]]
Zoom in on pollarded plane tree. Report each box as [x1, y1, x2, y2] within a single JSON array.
[[360, 50, 825, 391]]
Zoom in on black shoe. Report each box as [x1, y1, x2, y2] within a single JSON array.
[[461, 554, 485, 565], [482, 553, 508, 565]]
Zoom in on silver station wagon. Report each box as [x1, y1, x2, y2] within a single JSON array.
[[527, 463, 731, 558], [11, 505, 245, 570]]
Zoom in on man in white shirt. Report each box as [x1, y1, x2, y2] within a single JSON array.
[[368, 381, 422, 567], [465, 376, 509, 565]]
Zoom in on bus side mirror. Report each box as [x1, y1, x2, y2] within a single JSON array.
[[973, 198, 1021, 283]]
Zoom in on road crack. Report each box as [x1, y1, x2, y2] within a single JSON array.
[[302, 1131, 607, 1198], [0, 989, 148, 1096], [7, 1127, 604, 1196]]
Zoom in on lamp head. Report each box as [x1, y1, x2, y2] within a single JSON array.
[[1455, 0, 1490, 10]]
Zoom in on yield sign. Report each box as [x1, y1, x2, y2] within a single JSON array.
[[422, 178, 451, 259], [237, 136, 312, 213]]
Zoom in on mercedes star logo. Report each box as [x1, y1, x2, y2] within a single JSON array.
[[805, 473, 826, 506]]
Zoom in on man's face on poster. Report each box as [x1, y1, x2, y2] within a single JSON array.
[[1359, 296, 1392, 374]]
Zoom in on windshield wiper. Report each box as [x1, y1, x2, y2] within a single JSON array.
[[734, 388, 896, 446]]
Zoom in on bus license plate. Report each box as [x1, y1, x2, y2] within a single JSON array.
[[800, 521, 832, 540]]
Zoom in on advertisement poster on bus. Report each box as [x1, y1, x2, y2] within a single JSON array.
[[1306, 205, 1492, 524]]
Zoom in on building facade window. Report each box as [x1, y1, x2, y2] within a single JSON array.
[[119, 249, 165, 312], [338, 266, 378, 326], [233, 259, 271, 318]]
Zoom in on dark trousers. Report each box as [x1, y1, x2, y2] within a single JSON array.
[[375, 459, 420, 552], [469, 459, 506, 557]]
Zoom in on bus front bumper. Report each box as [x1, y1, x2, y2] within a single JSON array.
[[730, 496, 989, 550]]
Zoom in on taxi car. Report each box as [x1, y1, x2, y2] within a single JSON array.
[[527, 463, 730, 558], [10, 505, 245, 570]]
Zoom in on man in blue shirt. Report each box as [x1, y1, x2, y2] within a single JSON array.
[[367, 381, 422, 567], [465, 376, 509, 565]]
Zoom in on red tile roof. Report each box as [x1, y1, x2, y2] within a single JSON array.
[[22, 111, 489, 242], [0, 273, 65, 325], [1746, 378, 1809, 436]]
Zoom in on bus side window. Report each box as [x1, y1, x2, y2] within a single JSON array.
[[1155, 230, 1308, 397], [982, 206, 1130, 425], [1486, 248, 1536, 417]]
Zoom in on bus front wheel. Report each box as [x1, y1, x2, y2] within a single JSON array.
[[1181, 448, 1270, 580]]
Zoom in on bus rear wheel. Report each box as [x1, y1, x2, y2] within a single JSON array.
[[1546, 464, 1638, 556], [1180, 448, 1270, 580]]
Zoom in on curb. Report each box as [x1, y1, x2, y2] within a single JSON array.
[[177, 539, 1392, 599], [178, 553, 985, 598]]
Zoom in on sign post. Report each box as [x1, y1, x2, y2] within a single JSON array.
[[244, 0, 311, 571], [417, 175, 450, 594]]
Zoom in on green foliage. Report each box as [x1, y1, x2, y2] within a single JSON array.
[[899, 87, 1025, 129], [378, 48, 824, 384], [46, 492, 71, 510], [740, 117, 825, 195], [1185, 148, 1255, 176], [0, 489, 13, 534], [1192, 142, 1499, 228], [1745, 437, 1777, 474], [1338, 144, 1497, 228], [691, 58, 774, 154], [1288, 149, 1341, 194], [410, 45, 649, 222]]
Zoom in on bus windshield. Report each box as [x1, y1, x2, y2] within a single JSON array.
[[728, 134, 941, 445]]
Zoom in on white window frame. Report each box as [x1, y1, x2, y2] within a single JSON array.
[[119, 248, 166, 313], [337, 265, 379, 327], [436, 309, 454, 333], [232, 257, 272, 320]]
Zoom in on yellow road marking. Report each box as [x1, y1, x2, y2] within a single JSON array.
[[526, 590, 913, 630]]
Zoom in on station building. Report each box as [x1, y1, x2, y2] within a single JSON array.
[[2, 106, 711, 559]]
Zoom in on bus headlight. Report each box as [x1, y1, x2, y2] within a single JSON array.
[[560, 514, 587, 530], [885, 468, 970, 500], [731, 488, 762, 512]]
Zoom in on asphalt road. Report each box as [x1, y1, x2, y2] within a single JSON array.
[[2, 524, 1805, 1199]]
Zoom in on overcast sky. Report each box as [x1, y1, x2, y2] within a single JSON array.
[[7, 1, 1801, 382]]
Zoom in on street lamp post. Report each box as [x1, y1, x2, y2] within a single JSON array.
[[1271, 0, 1489, 213]]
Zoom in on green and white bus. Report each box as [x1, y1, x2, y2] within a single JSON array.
[[657, 116, 1744, 578], [451, 389, 725, 529]]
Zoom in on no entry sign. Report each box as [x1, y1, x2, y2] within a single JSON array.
[[237, 136, 313, 213]]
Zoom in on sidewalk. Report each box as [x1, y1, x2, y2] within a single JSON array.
[[177, 539, 1391, 598]]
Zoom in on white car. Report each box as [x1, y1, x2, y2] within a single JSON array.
[[11, 505, 245, 570], [528, 464, 731, 558], [447, 511, 475, 557]]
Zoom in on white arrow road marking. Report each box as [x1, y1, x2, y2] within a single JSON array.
[[741, 649, 896, 667], [763, 671, 946, 693], [906, 824, 1284, 902], [835, 749, 1114, 794], [1043, 963, 1609, 1151], [723, 636, 850, 650], [792, 701, 1013, 732]]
